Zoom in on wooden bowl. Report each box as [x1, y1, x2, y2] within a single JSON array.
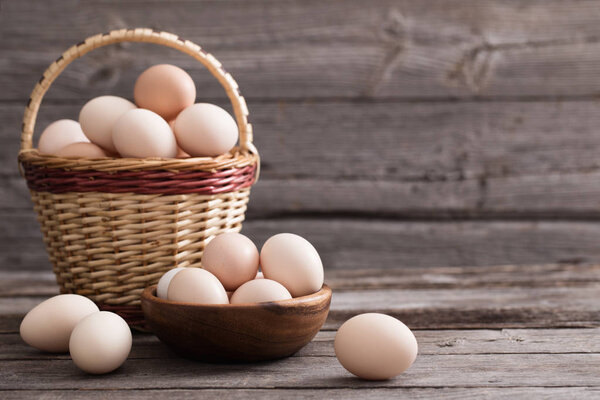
[[140, 284, 332, 362]]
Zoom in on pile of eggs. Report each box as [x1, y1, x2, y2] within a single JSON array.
[[19, 231, 419, 380], [157, 232, 324, 304], [37, 64, 239, 159], [20, 296, 131, 374]]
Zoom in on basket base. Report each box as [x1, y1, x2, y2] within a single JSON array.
[[98, 303, 150, 332]]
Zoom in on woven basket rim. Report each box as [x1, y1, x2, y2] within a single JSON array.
[[19, 147, 258, 172]]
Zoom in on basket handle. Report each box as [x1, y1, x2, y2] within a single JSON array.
[[20, 28, 255, 155]]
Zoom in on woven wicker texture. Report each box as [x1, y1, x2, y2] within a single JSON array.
[[18, 29, 260, 328]]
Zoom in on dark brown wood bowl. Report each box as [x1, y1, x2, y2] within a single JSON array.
[[140, 284, 332, 362]]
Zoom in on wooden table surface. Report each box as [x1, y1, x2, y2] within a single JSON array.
[[1, 263, 598, 399]]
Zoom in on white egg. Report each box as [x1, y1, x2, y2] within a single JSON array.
[[334, 313, 418, 380], [230, 279, 292, 304], [156, 267, 186, 299], [79, 96, 136, 153], [55, 142, 109, 158], [69, 311, 132, 374], [260, 233, 324, 297], [112, 109, 177, 158], [20, 294, 99, 352], [173, 103, 238, 157], [38, 119, 89, 155]]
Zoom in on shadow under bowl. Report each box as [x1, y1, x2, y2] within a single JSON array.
[[140, 284, 332, 362]]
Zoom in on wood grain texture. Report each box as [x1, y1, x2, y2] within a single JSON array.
[[5, 101, 600, 181], [2, 388, 600, 400], [2, 263, 598, 331], [3, 328, 600, 360], [4, 0, 600, 100], [0, 354, 598, 389], [7, 213, 600, 271]]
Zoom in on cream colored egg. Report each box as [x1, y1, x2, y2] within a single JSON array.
[[334, 313, 418, 380], [134, 64, 196, 121], [167, 268, 229, 304], [55, 142, 109, 158], [20, 294, 99, 352], [230, 279, 292, 304], [79, 96, 136, 153], [112, 109, 177, 158], [173, 103, 238, 157], [260, 233, 324, 297], [38, 119, 89, 155], [156, 267, 185, 299], [69, 311, 132, 374], [201, 232, 259, 291], [255, 271, 264, 279]]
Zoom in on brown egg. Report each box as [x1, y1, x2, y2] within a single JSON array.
[[167, 268, 228, 304], [55, 142, 109, 158], [134, 64, 196, 121], [201, 232, 259, 291], [38, 119, 89, 155]]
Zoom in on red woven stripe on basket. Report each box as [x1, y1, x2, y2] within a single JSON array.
[[22, 163, 257, 195]]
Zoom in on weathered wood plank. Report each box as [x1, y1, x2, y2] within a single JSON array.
[[4, 0, 600, 100], [3, 328, 599, 360], [5, 101, 600, 182], [3, 388, 599, 400], [5, 215, 600, 271], [1, 354, 598, 389], [1, 263, 598, 331], [3, 263, 597, 297]]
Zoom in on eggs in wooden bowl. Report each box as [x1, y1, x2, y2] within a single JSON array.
[[140, 284, 332, 362]]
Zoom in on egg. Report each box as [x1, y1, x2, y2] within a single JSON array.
[[112, 109, 177, 158], [260, 233, 324, 297], [69, 311, 132, 374], [255, 271, 264, 279], [20, 294, 99, 352], [167, 268, 229, 304], [173, 103, 238, 157], [79, 96, 136, 153], [38, 119, 89, 155], [230, 279, 292, 304], [334, 313, 418, 380], [134, 64, 196, 121], [156, 267, 185, 299], [201, 232, 259, 291], [55, 142, 109, 158]]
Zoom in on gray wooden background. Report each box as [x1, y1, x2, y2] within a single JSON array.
[[3, 0, 600, 273]]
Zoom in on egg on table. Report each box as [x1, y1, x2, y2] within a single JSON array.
[[334, 313, 418, 380], [201, 232, 259, 291], [167, 268, 229, 304], [69, 311, 132, 374], [38, 119, 89, 155], [173, 103, 238, 157], [230, 279, 292, 304], [260, 233, 324, 297], [20, 294, 99, 352], [112, 109, 177, 158], [79, 95, 136, 153], [134, 64, 196, 121]]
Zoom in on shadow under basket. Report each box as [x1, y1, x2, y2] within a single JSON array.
[[18, 28, 260, 330]]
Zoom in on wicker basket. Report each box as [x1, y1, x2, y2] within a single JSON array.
[[18, 28, 260, 329]]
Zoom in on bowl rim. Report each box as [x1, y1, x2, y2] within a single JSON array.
[[141, 283, 332, 309]]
